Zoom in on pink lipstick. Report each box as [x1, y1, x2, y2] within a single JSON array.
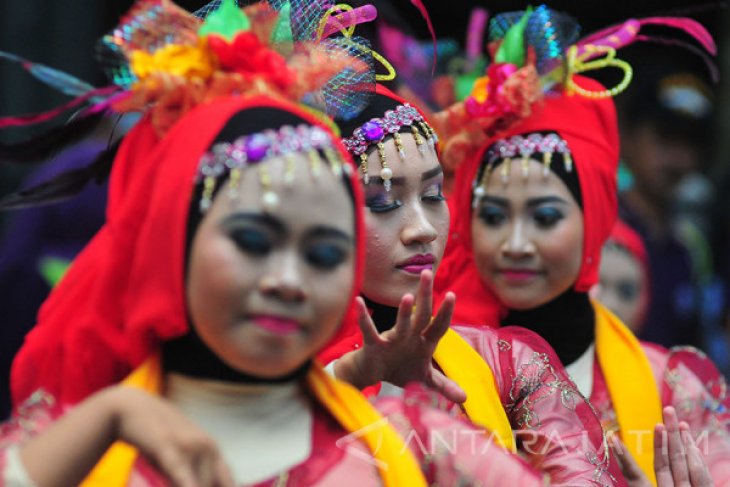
[[251, 315, 300, 335], [499, 268, 540, 283], [396, 254, 436, 275]]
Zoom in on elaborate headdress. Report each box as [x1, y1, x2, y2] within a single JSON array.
[[432, 4, 717, 175], [0, 0, 385, 209]]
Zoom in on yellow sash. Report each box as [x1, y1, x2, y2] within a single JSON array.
[[306, 364, 426, 486], [594, 301, 662, 485], [82, 355, 426, 487], [432, 328, 515, 450]]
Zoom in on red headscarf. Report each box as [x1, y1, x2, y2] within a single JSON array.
[[435, 76, 619, 325], [11, 95, 365, 407]]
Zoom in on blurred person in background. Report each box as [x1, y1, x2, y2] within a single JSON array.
[[595, 221, 651, 334], [618, 68, 718, 350]]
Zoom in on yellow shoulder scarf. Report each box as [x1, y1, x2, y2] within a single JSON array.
[[433, 307, 663, 485], [82, 355, 426, 487], [594, 301, 662, 485], [432, 328, 515, 450]]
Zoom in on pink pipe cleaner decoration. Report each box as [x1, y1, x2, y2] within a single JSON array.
[[409, 0, 438, 74], [321, 5, 378, 39], [0, 87, 118, 129], [638, 17, 716, 54], [577, 17, 716, 60], [466, 8, 489, 65]]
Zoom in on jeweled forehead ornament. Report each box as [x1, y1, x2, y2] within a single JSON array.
[[342, 103, 438, 191], [196, 124, 348, 213], [472, 132, 573, 208]]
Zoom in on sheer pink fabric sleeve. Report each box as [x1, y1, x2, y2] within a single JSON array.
[[0, 391, 61, 487], [647, 344, 730, 485], [375, 385, 547, 486], [452, 325, 625, 487]]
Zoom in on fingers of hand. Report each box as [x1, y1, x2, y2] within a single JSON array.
[[355, 296, 381, 344], [214, 457, 236, 487], [663, 406, 690, 484], [430, 370, 467, 404], [154, 434, 221, 487], [412, 270, 434, 331], [682, 429, 712, 487], [654, 424, 675, 487], [394, 294, 415, 338], [423, 292, 455, 343]]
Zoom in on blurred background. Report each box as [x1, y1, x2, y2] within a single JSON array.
[[1, 0, 729, 417]]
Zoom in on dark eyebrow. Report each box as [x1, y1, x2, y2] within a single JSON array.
[[479, 195, 509, 207], [307, 226, 353, 243], [478, 195, 570, 208], [221, 213, 286, 235], [526, 196, 569, 207], [421, 166, 443, 181]]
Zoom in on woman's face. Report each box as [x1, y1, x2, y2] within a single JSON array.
[[471, 158, 584, 310], [361, 132, 449, 307], [596, 245, 648, 332], [187, 153, 355, 378]]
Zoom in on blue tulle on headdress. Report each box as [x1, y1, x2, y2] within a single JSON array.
[[489, 5, 580, 74]]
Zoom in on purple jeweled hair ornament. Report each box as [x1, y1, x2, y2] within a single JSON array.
[[341, 103, 438, 191], [196, 124, 347, 212]]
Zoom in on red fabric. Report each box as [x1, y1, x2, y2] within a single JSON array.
[[435, 76, 619, 325], [11, 95, 365, 407]]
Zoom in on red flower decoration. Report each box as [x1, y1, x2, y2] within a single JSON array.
[[208, 32, 295, 92]]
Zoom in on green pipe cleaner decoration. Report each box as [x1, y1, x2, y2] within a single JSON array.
[[494, 7, 532, 66], [199, 0, 251, 40]]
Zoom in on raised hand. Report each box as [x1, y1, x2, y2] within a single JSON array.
[[335, 270, 466, 403], [611, 406, 712, 487]]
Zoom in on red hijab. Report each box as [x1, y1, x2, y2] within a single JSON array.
[[435, 76, 620, 325], [11, 95, 365, 407]]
